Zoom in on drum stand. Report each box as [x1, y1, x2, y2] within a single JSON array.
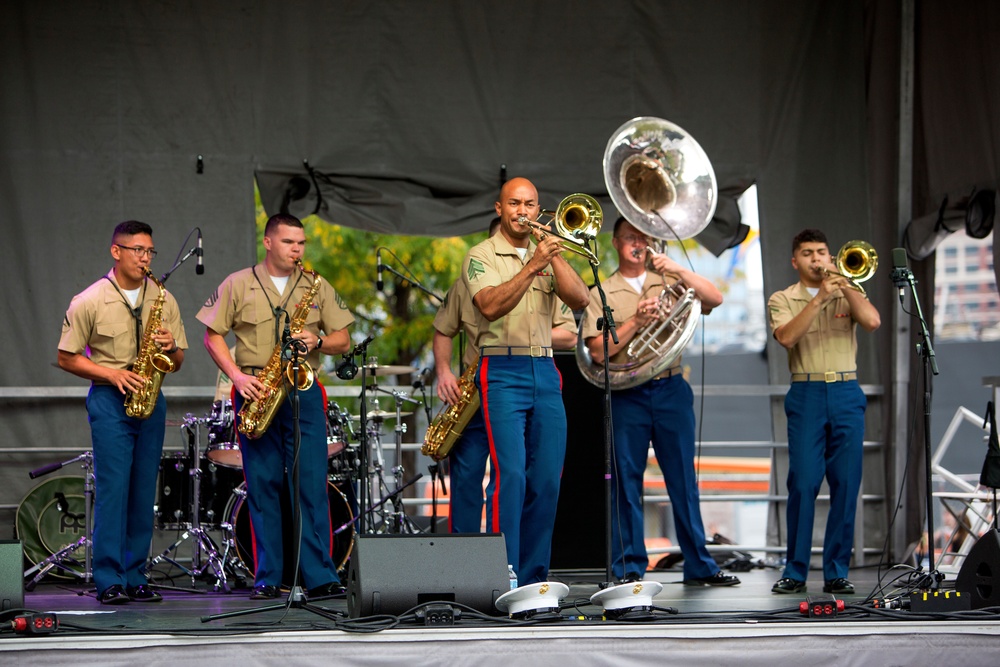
[[144, 415, 248, 591], [23, 452, 95, 590]]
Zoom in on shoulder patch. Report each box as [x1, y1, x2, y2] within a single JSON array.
[[204, 289, 219, 308], [335, 292, 348, 309], [467, 258, 486, 282]]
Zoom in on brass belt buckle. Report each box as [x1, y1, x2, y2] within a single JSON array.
[[824, 371, 837, 383], [530, 345, 543, 357]]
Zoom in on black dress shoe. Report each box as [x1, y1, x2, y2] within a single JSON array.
[[126, 584, 163, 602], [98, 584, 130, 605], [307, 581, 346, 598], [683, 571, 741, 587], [822, 578, 855, 594], [620, 572, 644, 584], [771, 577, 807, 594], [250, 584, 280, 600]]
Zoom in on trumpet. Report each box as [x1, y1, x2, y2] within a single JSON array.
[[517, 193, 602, 265], [819, 240, 878, 295]]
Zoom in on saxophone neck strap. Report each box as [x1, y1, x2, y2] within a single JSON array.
[[251, 265, 304, 346], [103, 274, 147, 357]]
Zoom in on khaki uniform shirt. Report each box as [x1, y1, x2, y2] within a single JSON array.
[[59, 268, 188, 384], [580, 269, 682, 372], [197, 263, 354, 371], [436, 276, 577, 368], [462, 234, 559, 350], [767, 282, 858, 374]]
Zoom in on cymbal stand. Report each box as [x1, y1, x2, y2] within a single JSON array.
[[144, 415, 242, 591], [23, 452, 95, 590], [387, 388, 423, 533], [363, 417, 394, 531]]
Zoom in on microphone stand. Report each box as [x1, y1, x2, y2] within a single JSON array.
[[378, 251, 444, 304], [158, 227, 202, 284], [587, 260, 620, 587], [895, 265, 942, 588], [412, 371, 445, 532]]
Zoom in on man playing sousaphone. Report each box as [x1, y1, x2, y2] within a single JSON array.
[[580, 216, 739, 587]]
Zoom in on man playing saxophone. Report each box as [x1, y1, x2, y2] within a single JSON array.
[[580, 217, 739, 587], [432, 218, 578, 533], [57, 220, 187, 604], [462, 177, 590, 585], [198, 213, 353, 600]]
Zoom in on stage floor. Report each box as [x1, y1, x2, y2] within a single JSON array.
[[4, 566, 1000, 666]]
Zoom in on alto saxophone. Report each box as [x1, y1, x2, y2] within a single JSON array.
[[124, 269, 176, 419], [421, 359, 480, 461], [237, 261, 321, 439]]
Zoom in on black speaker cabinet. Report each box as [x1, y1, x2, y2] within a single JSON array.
[[346, 534, 508, 618], [956, 528, 1000, 609], [551, 352, 606, 570], [0, 541, 24, 611]]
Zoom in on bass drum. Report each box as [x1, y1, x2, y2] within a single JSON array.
[[16, 476, 86, 579], [225, 481, 354, 584]]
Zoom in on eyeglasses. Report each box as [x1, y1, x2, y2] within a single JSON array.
[[615, 234, 649, 245], [115, 244, 158, 259]]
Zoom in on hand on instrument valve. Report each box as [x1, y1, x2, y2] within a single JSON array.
[[634, 296, 662, 327], [291, 330, 321, 353], [436, 368, 461, 406], [152, 327, 176, 354], [108, 368, 148, 395], [233, 372, 266, 402]]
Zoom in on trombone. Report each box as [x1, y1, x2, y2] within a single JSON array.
[[517, 193, 602, 266], [821, 240, 878, 295]]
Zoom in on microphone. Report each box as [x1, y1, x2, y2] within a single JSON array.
[[890, 247, 910, 300], [195, 231, 204, 274], [335, 355, 358, 380], [376, 248, 384, 292]]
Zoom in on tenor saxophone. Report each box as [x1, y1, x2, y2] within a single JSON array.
[[124, 269, 176, 419], [237, 261, 321, 439], [421, 360, 480, 461]]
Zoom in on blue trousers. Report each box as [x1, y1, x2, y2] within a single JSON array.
[[234, 383, 339, 589], [477, 355, 567, 585], [610, 375, 719, 580], [782, 380, 866, 582], [87, 385, 165, 594], [448, 407, 488, 533]]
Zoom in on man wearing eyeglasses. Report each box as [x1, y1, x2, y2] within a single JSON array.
[[58, 220, 187, 605], [580, 216, 739, 587]]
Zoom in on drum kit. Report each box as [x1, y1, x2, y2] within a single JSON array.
[[16, 361, 426, 589]]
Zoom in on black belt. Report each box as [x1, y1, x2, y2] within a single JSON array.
[[653, 367, 684, 381], [241, 366, 264, 376], [791, 371, 857, 383], [480, 346, 553, 358]]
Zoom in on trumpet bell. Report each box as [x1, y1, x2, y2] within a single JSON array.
[[837, 240, 878, 283], [604, 116, 717, 241]]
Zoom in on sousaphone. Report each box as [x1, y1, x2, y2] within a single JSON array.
[[576, 117, 719, 389]]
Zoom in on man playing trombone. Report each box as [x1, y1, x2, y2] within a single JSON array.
[[767, 228, 880, 595], [462, 177, 589, 585]]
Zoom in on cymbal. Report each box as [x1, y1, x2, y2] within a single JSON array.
[[362, 364, 418, 377], [350, 409, 414, 421]]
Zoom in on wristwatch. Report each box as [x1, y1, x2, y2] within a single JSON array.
[[315, 337, 324, 351]]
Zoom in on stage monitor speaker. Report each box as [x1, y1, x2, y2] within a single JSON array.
[[0, 540, 24, 611], [346, 534, 508, 618], [956, 528, 1000, 609]]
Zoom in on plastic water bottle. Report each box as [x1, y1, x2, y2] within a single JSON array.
[[507, 564, 518, 590]]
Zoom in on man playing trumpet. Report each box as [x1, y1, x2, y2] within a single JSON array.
[[767, 228, 880, 595], [462, 177, 589, 585]]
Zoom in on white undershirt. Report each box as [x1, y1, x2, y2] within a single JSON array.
[[624, 272, 646, 294], [806, 287, 819, 297], [516, 247, 527, 261], [122, 287, 140, 307], [270, 275, 289, 294]]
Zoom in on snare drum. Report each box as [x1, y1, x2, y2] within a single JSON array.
[[326, 400, 353, 458], [206, 399, 242, 469], [16, 476, 86, 579], [225, 480, 354, 583]]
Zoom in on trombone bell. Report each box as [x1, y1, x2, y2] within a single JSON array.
[[518, 193, 603, 265], [825, 240, 878, 295]]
